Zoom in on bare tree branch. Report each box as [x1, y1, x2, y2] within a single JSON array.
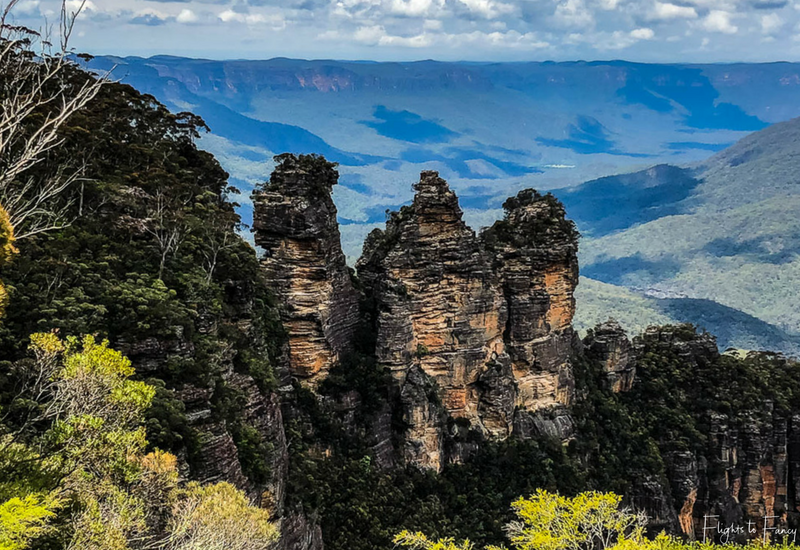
[[0, 0, 111, 239]]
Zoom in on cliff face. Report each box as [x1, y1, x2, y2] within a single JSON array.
[[627, 326, 800, 541], [481, 189, 580, 432], [357, 172, 580, 469], [583, 319, 636, 392], [252, 154, 360, 385]]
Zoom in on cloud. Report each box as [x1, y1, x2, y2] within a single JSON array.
[[630, 27, 655, 38], [176, 8, 198, 22], [651, 2, 699, 19], [13, 0, 798, 62], [423, 18, 443, 29], [457, 0, 516, 18], [218, 8, 284, 26], [66, 0, 98, 14], [751, 0, 787, 8], [13, 0, 41, 16], [553, 0, 595, 28], [760, 12, 783, 32], [702, 9, 738, 33], [389, 0, 438, 17], [130, 9, 170, 25], [348, 23, 549, 49]]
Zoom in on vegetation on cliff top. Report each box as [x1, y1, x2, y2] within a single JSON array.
[[394, 490, 800, 550], [0, 333, 277, 549], [0, 45, 284, 478], [482, 189, 580, 251]]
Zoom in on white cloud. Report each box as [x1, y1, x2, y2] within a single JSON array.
[[568, 27, 656, 50], [13, 0, 41, 17], [176, 9, 198, 24], [390, 0, 437, 17], [630, 27, 655, 39], [350, 23, 548, 49], [423, 18, 443, 30], [458, 0, 516, 18], [553, 0, 595, 28], [353, 24, 386, 44], [66, 0, 97, 14], [448, 29, 549, 48], [651, 2, 698, 20], [703, 10, 738, 33], [12, 0, 798, 62], [761, 12, 783, 34], [217, 9, 286, 28]]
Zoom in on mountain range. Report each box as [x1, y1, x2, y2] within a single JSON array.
[[87, 54, 800, 354]]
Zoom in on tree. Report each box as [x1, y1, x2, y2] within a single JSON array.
[[0, 204, 15, 317], [0, 334, 277, 550], [161, 482, 278, 550], [144, 190, 190, 281], [0, 0, 106, 239], [394, 491, 648, 550]]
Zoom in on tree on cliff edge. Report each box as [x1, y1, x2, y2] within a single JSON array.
[[0, 0, 105, 239]]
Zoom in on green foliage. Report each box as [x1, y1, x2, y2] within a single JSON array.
[[230, 423, 273, 486], [482, 189, 579, 251], [569, 350, 666, 496], [620, 325, 800, 454], [320, 352, 392, 417], [0, 334, 277, 550], [0, 495, 58, 550], [164, 481, 278, 550], [285, 376, 586, 550], [0, 61, 283, 483], [258, 153, 339, 198], [393, 491, 798, 550]]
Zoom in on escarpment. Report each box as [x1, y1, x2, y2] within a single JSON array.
[[357, 171, 580, 469], [249, 155, 800, 546], [621, 325, 800, 541], [583, 319, 636, 392], [252, 153, 360, 385]]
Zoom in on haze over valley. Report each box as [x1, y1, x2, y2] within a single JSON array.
[[91, 55, 800, 353]]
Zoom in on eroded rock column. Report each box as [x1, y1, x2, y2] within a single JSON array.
[[253, 154, 360, 385], [358, 171, 508, 469]]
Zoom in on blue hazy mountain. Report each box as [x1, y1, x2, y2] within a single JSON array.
[[89, 55, 800, 353]]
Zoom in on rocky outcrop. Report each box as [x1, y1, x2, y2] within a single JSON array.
[[583, 319, 636, 392], [253, 153, 360, 385], [357, 171, 580, 469], [630, 326, 800, 541], [481, 188, 580, 433]]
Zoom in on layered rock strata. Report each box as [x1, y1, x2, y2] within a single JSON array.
[[632, 327, 799, 541], [253, 154, 360, 385], [583, 319, 636, 392], [357, 171, 580, 469]]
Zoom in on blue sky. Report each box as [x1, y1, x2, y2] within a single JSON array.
[[12, 0, 800, 61]]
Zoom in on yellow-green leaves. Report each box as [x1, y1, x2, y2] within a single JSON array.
[[0, 494, 58, 550], [394, 491, 648, 550], [393, 531, 477, 550], [14, 332, 279, 550], [163, 482, 278, 550], [32, 334, 156, 426], [0, 205, 17, 320], [507, 490, 645, 550]]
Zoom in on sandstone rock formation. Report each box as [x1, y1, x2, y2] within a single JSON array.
[[481, 188, 580, 433], [631, 326, 798, 542], [583, 319, 636, 392], [253, 153, 360, 385], [357, 171, 580, 469]]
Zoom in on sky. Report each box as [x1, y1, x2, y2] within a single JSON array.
[[11, 0, 800, 62]]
